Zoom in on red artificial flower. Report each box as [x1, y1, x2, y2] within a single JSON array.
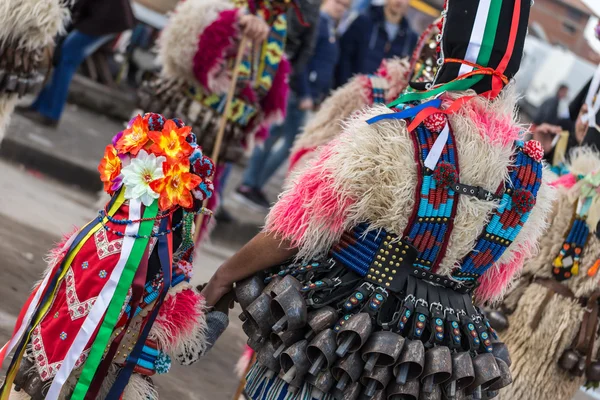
[[150, 162, 201, 210], [98, 145, 122, 194], [148, 120, 194, 162], [116, 115, 150, 156]]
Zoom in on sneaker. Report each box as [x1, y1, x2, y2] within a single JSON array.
[[215, 207, 235, 223], [16, 107, 59, 128], [233, 186, 270, 212], [253, 190, 271, 209]]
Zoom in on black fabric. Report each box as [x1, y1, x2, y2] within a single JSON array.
[[286, 0, 321, 92], [434, 0, 531, 94], [72, 0, 135, 37], [147, 208, 183, 281], [568, 78, 600, 152]]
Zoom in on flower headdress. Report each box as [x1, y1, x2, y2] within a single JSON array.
[[98, 113, 215, 212]]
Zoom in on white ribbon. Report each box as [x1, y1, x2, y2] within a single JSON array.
[[0, 232, 78, 368], [582, 64, 600, 131], [459, 0, 492, 76], [425, 123, 450, 170], [46, 199, 142, 400]]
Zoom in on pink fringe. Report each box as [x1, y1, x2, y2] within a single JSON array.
[[266, 142, 354, 247], [551, 173, 577, 189], [475, 243, 532, 303], [154, 289, 206, 348], [288, 146, 316, 173], [460, 100, 521, 146], [261, 57, 290, 127], [193, 9, 239, 90], [235, 345, 254, 378], [46, 227, 80, 265]]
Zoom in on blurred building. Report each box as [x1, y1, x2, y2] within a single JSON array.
[[529, 0, 600, 63]]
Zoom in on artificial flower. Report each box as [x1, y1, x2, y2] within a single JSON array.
[[150, 162, 201, 210], [116, 115, 150, 156], [98, 145, 122, 194], [121, 150, 166, 206], [148, 119, 194, 161]]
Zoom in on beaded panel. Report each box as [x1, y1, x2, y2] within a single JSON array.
[[368, 75, 387, 104], [331, 223, 384, 277], [455, 141, 543, 280], [404, 123, 459, 270]]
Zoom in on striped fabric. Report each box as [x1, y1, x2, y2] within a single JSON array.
[[245, 364, 335, 400]]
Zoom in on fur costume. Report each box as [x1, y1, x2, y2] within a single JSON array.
[[1, 114, 215, 400], [233, 1, 555, 399], [138, 0, 292, 243], [0, 0, 69, 142], [495, 149, 600, 400], [288, 20, 441, 175]]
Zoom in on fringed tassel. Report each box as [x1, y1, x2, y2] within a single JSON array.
[[149, 284, 208, 360], [235, 345, 254, 379]]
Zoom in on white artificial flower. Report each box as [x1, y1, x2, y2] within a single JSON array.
[[121, 150, 166, 206]]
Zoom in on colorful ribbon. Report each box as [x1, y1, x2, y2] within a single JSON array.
[[106, 217, 173, 398], [68, 200, 159, 400], [0, 193, 125, 400]]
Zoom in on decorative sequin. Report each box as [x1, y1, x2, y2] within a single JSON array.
[[99, 270, 108, 279]]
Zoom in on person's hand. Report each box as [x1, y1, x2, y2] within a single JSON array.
[[532, 123, 562, 154], [238, 14, 270, 44], [575, 104, 590, 144], [201, 275, 234, 308], [213, 289, 236, 316], [299, 98, 314, 111]]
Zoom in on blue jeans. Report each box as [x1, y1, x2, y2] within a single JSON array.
[[242, 93, 307, 190], [32, 30, 113, 121]]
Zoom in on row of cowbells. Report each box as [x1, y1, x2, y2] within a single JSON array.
[[235, 275, 513, 399], [0, 46, 46, 97]]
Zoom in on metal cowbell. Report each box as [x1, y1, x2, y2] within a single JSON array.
[[336, 313, 373, 358], [271, 285, 307, 333], [420, 346, 452, 393], [445, 351, 475, 399], [393, 339, 425, 385], [332, 351, 365, 392], [307, 328, 338, 375], [386, 380, 420, 400], [236, 275, 266, 312], [256, 341, 281, 376], [360, 366, 393, 398], [242, 293, 273, 341], [280, 339, 310, 384], [270, 329, 306, 359], [361, 331, 405, 372], [306, 306, 339, 340], [332, 381, 361, 400], [491, 342, 511, 367], [306, 369, 336, 400], [486, 358, 512, 391], [466, 353, 501, 397]]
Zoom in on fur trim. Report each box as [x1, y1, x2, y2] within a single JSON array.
[[376, 57, 410, 103], [288, 58, 410, 175], [123, 373, 158, 400], [158, 0, 234, 84], [261, 57, 291, 127], [149, 283, 208, 358], [0, 96, 18, 143], [268, 87, 555, 292], [565, 146, 600, 177], [235, 345, 254, 378], [0, 0, 69, 51], [193, 8, 240, 93]]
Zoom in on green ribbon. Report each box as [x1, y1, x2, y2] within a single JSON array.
[[388, 0, 504, 108], [581, 169, 600, 199], [70, 201, 159, 400]]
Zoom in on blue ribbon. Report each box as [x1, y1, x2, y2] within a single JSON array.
[[106, 217, 173, 397], [366, 99, 442, 125]]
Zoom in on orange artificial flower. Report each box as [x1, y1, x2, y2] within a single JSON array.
[[148, 119, 193, 162], [116, 115, 150, 156], [150, 162, 201, 210], [98, 145, 122, 193]]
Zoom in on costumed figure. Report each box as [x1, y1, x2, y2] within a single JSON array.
[[0, 0, 69, 141], [137, 0, 297, 241], [201, 0, 555, 399], [490, 149, 600, 400], [0, 113, 227, 400], [288, 19, 441, 174]]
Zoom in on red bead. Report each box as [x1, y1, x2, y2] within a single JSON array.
[[435, 326, 443, 333], [453, 329, 460, 335], [471, 331, 478, 337], [350, 298, 358, 304], [424, 113, 447, 133], [417, 322, 424, 329], [523, 140, 544, 162]]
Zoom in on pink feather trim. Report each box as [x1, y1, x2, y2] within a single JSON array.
[[288, 146, 316, 173], [262, 57, 291, 127], [456, 99, 521, 146], [475, 243, 532, 303], [154, 289, 206, 349], [550, 173, 577, 189], [193, 8, 240, 91], [266, 142, 354, 247], [46, 227, 80, 267], [235, 345, 254, 378]]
